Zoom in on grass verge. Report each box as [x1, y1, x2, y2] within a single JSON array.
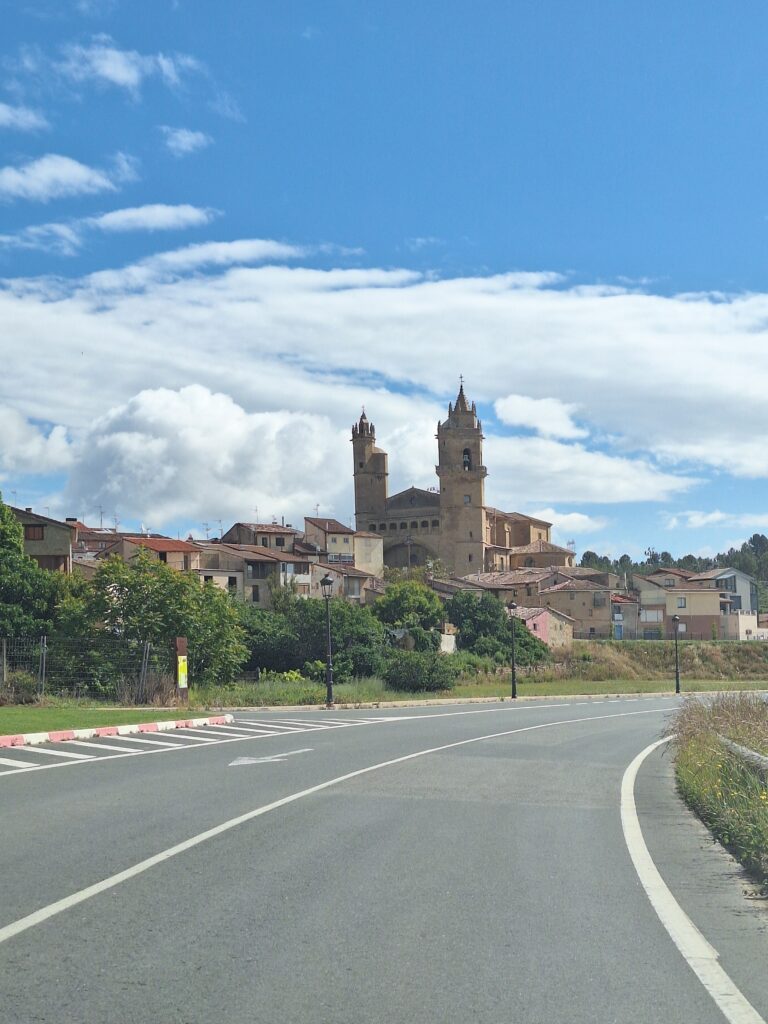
[[0, 704, 190, 735], [669, 692, 768, 885]]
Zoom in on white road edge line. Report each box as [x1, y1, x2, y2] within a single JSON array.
[[0, 706, 663, 946], [621, 737, 766, 1024]]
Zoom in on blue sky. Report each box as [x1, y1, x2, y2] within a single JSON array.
[[2, 0, 768, 562]]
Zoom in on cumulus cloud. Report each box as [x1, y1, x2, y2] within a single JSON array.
[[56, 36, 201, 96], [159, 126, 212, 157], [484, 436, 693, 505], [495, 394, 588, 440], [0, 408, 72, 473], [64, 386, 350, 525], [0, 101, 48, 131], [0, 204, 214, 255], [7, 251, 768, 529], [0, 152, 136, 203], [529, 508, 610, 536], [665, 510, 768, 531]]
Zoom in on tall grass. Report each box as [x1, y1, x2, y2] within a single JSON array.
[[669, 693, 768, 883]]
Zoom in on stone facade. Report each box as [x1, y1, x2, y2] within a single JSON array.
[[352, 385, 574, 576]]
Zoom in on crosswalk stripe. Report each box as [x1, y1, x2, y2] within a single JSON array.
[[234, 720, 304, 731], [0, 755, 43, 768], [63, 740, 143, 754], [173, 728, 236, 740], [218, 724, 285, 735], [99, 735, 183, 747], [14, 746, 93, 759]]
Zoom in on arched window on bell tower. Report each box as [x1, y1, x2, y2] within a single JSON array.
[[463, 447, 472, 471]]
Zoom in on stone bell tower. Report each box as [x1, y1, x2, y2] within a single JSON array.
[[436, 383, 487, 574], [351, 411, 388, 531]]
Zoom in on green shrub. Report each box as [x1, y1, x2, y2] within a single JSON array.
[[7, 670, 38, 704], [382, 650, 459, 692]]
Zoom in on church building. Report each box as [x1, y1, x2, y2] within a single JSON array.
[[352, 384, 575, 576]]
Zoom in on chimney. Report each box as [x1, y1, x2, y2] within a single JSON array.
[[25, 507, 32, 512], [66, 517, 77, 523]]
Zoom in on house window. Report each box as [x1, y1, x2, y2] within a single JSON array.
[[533, 622, 538, 631], [463, 448, 472, 471], [431, 520, 439, 528], [24, 525, 44, 541], [369, 524, 377, 532], [468, 553, 473, 563], [400, 522, 407, 529], [343, 537, 350, 544], [569, 592, 575, 600], [159, 552, 167, 563], [389, 523, 397, 530], [421, 520, 429, 528], [463, 495, 471, 504], [379, 523, 387, 531], [275, 537, 285, 547], [677, 597, 686, 608], [204, 575, 213, 583], [677, 622, 687, 634], [228, 576, 237, 590], [251, 586, 260, 602], [261, 537, 268, 547], [469, 530, 473, 539], [410, 521, 418, 529]]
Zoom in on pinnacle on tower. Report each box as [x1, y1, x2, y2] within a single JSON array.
[[454, 379, 470, 413]]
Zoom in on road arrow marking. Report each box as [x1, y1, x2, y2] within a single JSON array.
[[228, 748, 313, 766]]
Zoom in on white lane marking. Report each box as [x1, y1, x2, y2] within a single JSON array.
[[0, 755, 45, 768], [212, 724, 285, 736], [169, 728, 228, 741], [229, 748, 313, 766], [63, 740, 142, 754], [179, 724, 261, 737], [621, 738, 766, 1024], [98, 735, 183, 748], [0, 706, 664, 945], [13, 746, 93, 759], [234, 720, 305, 729]]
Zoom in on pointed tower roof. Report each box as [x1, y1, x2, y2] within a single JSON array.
[[454, 381, 470, 414]]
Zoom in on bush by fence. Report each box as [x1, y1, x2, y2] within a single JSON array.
[[0, 636, 175, 704]]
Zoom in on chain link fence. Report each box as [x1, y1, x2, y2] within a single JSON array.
[[0, 636, 176, 703]]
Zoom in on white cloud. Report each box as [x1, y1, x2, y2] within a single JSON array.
[[665, 510, 768, 531], [0, 153, 130, 203], [484, 436, 693, 505], [0, 204, 214, 255], [64, 386, 350, 525], [494, 394, 587, 440], [159, 126, 212, 157], [529, 508, 610, 535], [56, 36, 201, 96], [89, 203, 215, 233], [0, 101, 48, 131], [0, 407, 72, 473]]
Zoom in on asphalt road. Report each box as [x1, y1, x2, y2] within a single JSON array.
[[2, 696, 767, 1024]]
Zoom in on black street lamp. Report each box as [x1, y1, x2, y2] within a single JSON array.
[[320, 573, 335, 706], [508, 601, 518, 700], [672, 614, 681, 695]]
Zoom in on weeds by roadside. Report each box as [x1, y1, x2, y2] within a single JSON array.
[[668, 693, 768, 885]]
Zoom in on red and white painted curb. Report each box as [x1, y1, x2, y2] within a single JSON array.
[[0, 714, 235, 749]]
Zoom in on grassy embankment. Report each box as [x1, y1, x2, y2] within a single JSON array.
[[670, 692, 768, 885], [4, 640, 768, 730]]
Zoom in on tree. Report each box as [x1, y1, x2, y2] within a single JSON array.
[[88, 550, 247, 682], [372, 580, 444, 630], [0, 491, 62, 635], [445, 590, 548, 665]]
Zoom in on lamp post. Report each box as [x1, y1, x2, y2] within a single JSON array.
[[320, 573, 334, 706], [672, 614, 681, 695], [508, 601, 518, 700]]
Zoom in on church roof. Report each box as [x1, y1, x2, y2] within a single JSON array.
[[508, 540, 573, 555], [386, 486, 440, 510]]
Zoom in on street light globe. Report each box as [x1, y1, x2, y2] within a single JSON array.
[[508, 601, 517, 612], [320, 574, 334, 599]]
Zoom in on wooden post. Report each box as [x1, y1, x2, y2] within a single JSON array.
[[175, 636, 189, 705]]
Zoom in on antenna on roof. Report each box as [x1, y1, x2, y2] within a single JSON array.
[[314, 503, 320, 517], [202, 522, 210, 540], [567, 539, 576, 552], [253, 506, 259, 522], [97, 504, 104, 529], [112, 513, 120, 532], [216, 519, 223, 538]]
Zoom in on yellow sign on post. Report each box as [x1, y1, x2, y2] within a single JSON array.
[[177, 655, 188, 689]]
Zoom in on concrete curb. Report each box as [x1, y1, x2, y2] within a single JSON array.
[[0, 714, 235, 749]]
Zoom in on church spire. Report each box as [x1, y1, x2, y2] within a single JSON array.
[[454, 375, 470, 413]]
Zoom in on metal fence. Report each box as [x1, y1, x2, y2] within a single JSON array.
[[0, 636, 176, 703]]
